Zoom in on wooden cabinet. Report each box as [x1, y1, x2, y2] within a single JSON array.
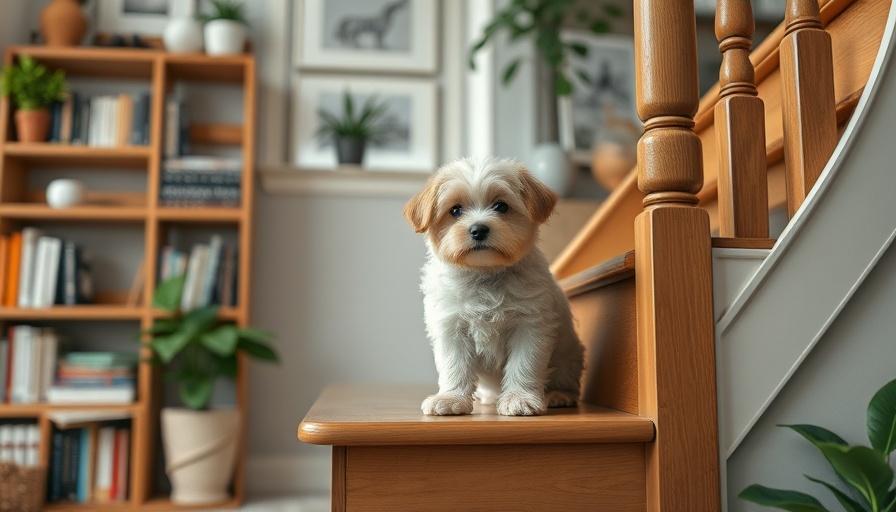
[[0, 45, 256, 510]]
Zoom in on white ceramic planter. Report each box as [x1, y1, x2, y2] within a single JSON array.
[[204, 20, 246, 56], [161, 408, 240, 504], [164, 16, 204, 53], [46, 179, 86, 209], [526, 143, 575, 197]]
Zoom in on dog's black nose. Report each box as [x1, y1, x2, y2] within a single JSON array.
[[469, 224, 490, 241]]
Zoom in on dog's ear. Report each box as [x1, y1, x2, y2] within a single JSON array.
[[404, 174, 442, 233], [519, 166, 558, 224]]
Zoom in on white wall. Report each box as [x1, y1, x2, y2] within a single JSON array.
[[0, 0, 30, 49], [726, 244, 896, 511]]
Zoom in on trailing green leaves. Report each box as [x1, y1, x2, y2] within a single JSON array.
[[0, 55, 67, 110], [868, 379, 896, 459], [818, 444, 893, 510]]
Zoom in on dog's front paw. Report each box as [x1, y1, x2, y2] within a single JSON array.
[[422, 393, 473, 415], [545, 390, 578, 408], [496, 391, 546, 416]]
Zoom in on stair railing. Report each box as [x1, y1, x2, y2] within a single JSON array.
[[633, 0, 720, 510]]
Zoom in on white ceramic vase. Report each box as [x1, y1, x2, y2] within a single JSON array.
[[204, 20, 247, 56], [164, 16, 204, 53], [526, 142, 575, 197], [162, 408, 240, 504], [46, 179, 86, 209]]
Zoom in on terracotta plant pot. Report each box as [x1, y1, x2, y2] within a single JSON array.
[[15, 109, 51, 143], [40, 0, 87, 47], [161, 408, 239, 504]]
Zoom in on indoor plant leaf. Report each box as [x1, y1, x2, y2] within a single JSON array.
[[200, 325, 239, 357], [867, 378, 896, 458], [179, 375, 215, 410], [153, 275, 185, 313], [804, 475, 867, 512], [182, 305, 221, 335], [137, 318, 181, 340], [817, 443, 894, 510], [237, 338, 279, 362], [738, 484, 830, 511], [782, 424, 849, 448], [150, 331, 192, 364], [502, 59, 522, 86], [235, 327, 274, 342]]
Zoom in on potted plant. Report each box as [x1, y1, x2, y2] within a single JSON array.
[[141, 275, 278, 505], [316, 91, 394, 166], [0, 56, 67, 143], [201, 0, 249, 56], [739, 378, 896, 511]]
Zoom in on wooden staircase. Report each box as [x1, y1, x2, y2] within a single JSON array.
[[297, 0, 890, 510]]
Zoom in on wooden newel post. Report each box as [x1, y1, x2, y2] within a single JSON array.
[[780, 0, 837, 217], [715, 0, 769, 238], [633, 0, 720, 510]]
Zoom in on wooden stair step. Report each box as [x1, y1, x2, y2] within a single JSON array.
[[298, 384, 654, 447]]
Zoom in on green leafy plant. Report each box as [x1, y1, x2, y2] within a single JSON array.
[[468, 0, 623, 96], [140, 276, 278, 410], [739, 378, 896, 512], [200, 0, 248, 25], [316, 91, 395, 145], [0, 55, 67, 110]]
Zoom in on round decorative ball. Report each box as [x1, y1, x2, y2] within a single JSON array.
[[46, 179, 86, 209]]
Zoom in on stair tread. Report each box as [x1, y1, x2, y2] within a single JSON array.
[[298, 384, 655, 446], [560, 250, 635, 297]]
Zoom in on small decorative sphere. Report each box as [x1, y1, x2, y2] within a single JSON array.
[[46, 179, 86, 209]]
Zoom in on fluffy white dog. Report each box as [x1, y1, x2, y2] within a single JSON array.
[[404, 156, 585, 416]]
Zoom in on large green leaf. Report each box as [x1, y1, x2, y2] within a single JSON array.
[[179, 375, 214, 410], [782, 424, 849, 448], [153, 276, 185, 312], [883, 489, 896, 512], [738, 484, 830, 511], [181, 305, 220, 335], [868, 379, 896, 458], [149, 331, 192, 364], [805, 475, 866, 512], [238, 338, 279, 363], [200, 325, 239, 357], [818, 443, 894, 510], [236, 327, 274, 343], [136, 318, 181, 340]]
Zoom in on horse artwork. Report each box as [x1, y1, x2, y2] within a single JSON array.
[[332, 0, 409, 50]]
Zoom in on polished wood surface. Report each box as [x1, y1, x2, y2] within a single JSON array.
[[780, 0, 839, 216], [711, 237, 777, 249], [715, 0, 770, 238], [299, 384, 654, 446], [332, 448, 346, 512], [560, 250, 634, 297], [551, 0, 887, 279], [342, 443, 646, 512], [634, 1, 720, 509], [0, 45, 257, 510]]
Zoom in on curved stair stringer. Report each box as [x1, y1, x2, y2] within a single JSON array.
[[717, 3, 896, 461]]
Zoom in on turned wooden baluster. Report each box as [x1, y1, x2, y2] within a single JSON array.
[[634, 0, 719, 510], [780, 0, 838, 217], [715, 0, 769, 238]]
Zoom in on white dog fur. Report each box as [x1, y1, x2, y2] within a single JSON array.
[[404, 156, 584, 416]]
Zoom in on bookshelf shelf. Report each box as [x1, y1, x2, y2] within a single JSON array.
[[3, 143, 152, 167], [0, 45, 256, 510]]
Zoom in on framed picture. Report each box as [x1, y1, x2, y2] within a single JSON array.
[[293, 76, 438, 173], [558, 32, 641, 165], [97, 0, 194, 35], [294, 0, 438, 74]]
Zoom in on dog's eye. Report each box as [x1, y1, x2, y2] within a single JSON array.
[[492, 202, 509, 214], [450, 205, 463, 218]]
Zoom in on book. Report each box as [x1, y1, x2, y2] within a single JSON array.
[[94, 426, 115, 501], [0, 339, 7, 403], [49, 430, 65, 501], [126, 260, 145, 307], [39, 329, 59, 402], [64, 428, 80, 501], [47, 411, 132, 429], [3, 327, 13, 404], [5, 231, 22, 307], [33, 236, 61, 308], [199, 235, 223, 307], [60, 93, 74, 144], [131, 92, 150, 146], [114, 428, 129, 501], [24, 424, 39, 467], [0, 424, 10, 461], [77, 426, 94, 502], [181, 244, 208, 310], [18, 227, 43, 307], [164, 98, 181, 158], [0, 235, 8, 303], [47, 386, 135, 404]]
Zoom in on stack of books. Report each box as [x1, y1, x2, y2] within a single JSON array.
[[1, 326, 59, 404], [0, 229, 93, 309], [158, 234, 239, 309], [47, 91, 151, 147], [164, 96, 190, 158], [48, 421, 130, 503], [0, 423, 40, 467], [159, 156, 242, 207], [47, 352, 137, 405]]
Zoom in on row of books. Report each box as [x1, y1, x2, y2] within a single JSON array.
[[164, 97, 190, 158], [48, 423, 130, 503], [1, 326, 137, 405], [159, 156, 242, 207], [159, 234, 239, 310], [0, 423, 40, 467], [0, 229, 93, 309], [48, 92, 151, 147]]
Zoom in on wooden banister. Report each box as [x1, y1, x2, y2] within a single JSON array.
[[715, 0, 770, 238], [781, 0, 838, 217], [633, 0, 720, 509]]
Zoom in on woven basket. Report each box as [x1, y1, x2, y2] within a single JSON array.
[[0, 462, 45, 512]]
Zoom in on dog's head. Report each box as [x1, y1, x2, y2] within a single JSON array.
[[404, 157, 558, 269]]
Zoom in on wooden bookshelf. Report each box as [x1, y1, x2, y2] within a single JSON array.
[[0, 45, 256, 510]]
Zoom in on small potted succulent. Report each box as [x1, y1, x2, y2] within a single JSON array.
[[201, 0, 249, 56], [316, 91, 394, 166], [141, 276, 278, 504], [0, 56, 67, 142]]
